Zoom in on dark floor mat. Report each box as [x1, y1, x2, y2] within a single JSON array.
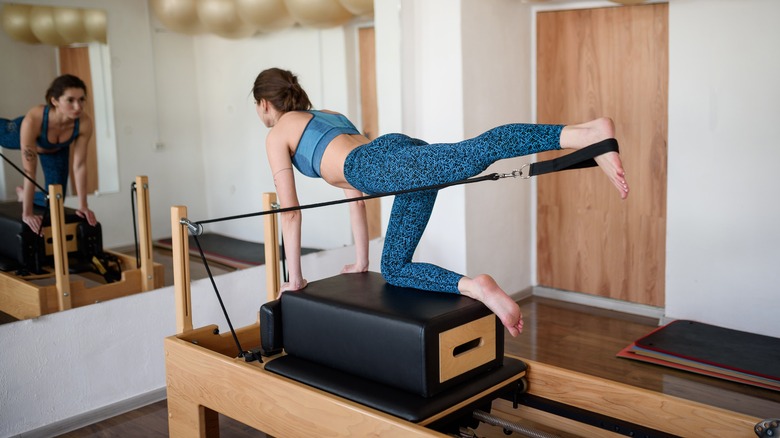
[[618, 319, 780, 391], [155, 233, 320, 269]]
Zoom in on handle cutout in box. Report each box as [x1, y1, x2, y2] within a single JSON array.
[[439, 315, 496, 382], [453, 337, 483, 356]]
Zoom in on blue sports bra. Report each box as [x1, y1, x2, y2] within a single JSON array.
[[39, 105, 80, 150], [292, 110, 359, 178], [0, 105, 79, 151]]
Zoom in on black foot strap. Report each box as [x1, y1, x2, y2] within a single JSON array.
[[529, 138, 619, 177]]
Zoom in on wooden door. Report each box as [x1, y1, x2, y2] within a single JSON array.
[[536, 4, 668, 307], [58, 45, 98, 196], [359, 26, 381, 240]]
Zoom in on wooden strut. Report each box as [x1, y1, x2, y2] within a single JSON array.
[[49, 184, 72, 311], [0, 177, 165, 320], [165, 192, 762, 438]]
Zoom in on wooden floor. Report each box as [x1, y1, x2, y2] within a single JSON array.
[[57, 293, 780, 437]]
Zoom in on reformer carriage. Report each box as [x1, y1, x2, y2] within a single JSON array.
[[165, 193, 769, 438], [0, 176, 163, 320]]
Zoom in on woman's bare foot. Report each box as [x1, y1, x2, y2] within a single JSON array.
[[595, 149, 629, 199], [559, 117, 629, 199], [458, 274, 524, 337]]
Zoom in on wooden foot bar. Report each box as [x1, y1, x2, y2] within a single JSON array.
[[49, 184, 72, 311], [135, 175, 157, 292]]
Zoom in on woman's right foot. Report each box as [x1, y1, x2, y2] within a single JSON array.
[[595, 148, 629, 199], [561, 117, 629, 199]]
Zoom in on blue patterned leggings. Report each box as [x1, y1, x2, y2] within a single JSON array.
[[35, 148, 70, 206], [343, 123, 564, 293]]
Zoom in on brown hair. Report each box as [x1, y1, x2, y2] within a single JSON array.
[[252, 68, 312, 113], [46, 74, 87, 105]]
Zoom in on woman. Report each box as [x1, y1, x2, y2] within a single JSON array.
[[252, 67, 629, 337], [0, 74, 97, 234]]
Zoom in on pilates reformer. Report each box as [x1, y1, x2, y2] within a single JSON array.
[[165, 188, 771, 437], [0, 175, 164, 320]]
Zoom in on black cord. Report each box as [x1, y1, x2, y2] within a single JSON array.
[[190, 140, 617, 228], [0, 151, 48, 194], [192, 233, 261, 363], [280, 233, 288, 283], [130, 182, 141, 269], [194, 173, 500, 227]]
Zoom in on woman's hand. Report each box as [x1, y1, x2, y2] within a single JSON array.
[[22, 213, 43, 234], [76, 207, 97, 226], [341, 262, 368, 274], [280, 278, 308, 294]]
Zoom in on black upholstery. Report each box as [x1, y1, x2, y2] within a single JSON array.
[[264, 354, 527, 423], [0, 201, 102, 272], [260, 299, 283, 356], [276, 272, 504, 397]]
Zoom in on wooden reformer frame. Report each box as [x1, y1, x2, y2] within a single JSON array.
[[0, 175, 164, 320], [164, 192, 762, 437]]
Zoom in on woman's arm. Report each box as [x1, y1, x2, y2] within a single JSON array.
[[266, 129, 306, 292], [19, 107, 43, 233], [71, 114, 96, 226], [342, 188, 369, 273]]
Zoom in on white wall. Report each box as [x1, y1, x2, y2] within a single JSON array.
[[189, 26, 355, 249], [665, 0, 780, 337], [461, 0, 534, 294], [0, 27, 55, 199], [398, 0, 468, 275]]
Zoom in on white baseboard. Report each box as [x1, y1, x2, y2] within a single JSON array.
[[509, 286, 534, 302], [532, 286, 666, 321], [18, 387, 167, 438]]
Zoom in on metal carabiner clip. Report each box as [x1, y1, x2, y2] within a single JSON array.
[[500, 163, 531, 180]]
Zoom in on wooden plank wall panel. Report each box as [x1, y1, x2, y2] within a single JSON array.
[[359, 26, 381, 240], [58, 46, 99, 195], [536, 4, 668, 307]]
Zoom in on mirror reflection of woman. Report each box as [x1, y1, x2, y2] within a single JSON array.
[[2, 74, 97, 234]]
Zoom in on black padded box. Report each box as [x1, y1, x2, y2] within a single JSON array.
[[280, 272, 504, 398], [0, 201, 102, 272]]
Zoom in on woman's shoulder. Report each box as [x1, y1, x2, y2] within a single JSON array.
[[267, 111, 310, 150], [24, 105, 45, 120], [274, 110, 314, 132], [77, 111, 94, 132], [20, 105, 45, 131]]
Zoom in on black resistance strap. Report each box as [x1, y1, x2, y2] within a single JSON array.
[[529, 138, 618, 177], [190, 138, 619, 231]]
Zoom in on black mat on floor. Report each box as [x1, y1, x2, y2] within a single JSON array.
[[155, 233, 320, 269], [618, 319, 780, 391]]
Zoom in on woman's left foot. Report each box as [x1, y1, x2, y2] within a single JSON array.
[[461, 274, 524, 337]]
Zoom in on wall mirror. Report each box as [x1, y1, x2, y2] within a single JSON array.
[[0, 2, 118, 200]]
